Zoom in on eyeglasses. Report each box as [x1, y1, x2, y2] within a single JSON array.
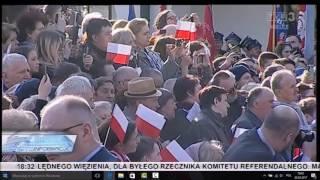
[[61, 123, 84, 132]]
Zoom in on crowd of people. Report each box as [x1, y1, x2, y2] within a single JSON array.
[[2, 5, 317, 163]]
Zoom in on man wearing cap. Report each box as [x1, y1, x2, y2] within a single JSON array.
[[214, 32, 226, 57], [229, 64, 254, 90], [243, 39, 262, 60], [123, 77, 162, 121], [225, 32, 242, 55]]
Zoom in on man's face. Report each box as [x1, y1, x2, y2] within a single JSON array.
[[41, 109, 88, 162], [249, 47, 262, 59], [93, 26, 112, 51], [219, 77, 237, 103], [138, 97, 160, 111], [255, 90, 275, 120], [214, 94, 230, 118], [277, 74, 298, 102], [3, 60, 31, 88], [95, 82, 115, 103], [135, 25, 150, 48], [286, 36, 301, 49]]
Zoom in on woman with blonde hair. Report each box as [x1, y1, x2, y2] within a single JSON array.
[[36, 30, 64, 78]]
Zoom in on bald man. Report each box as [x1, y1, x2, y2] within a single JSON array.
[[271, 70, 310, 131], [2, 53, 31, 93], [223, 105, 300, 162], [40, 95, 117, 162], [113, 66, 139, 110]]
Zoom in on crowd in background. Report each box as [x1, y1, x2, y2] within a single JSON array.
[[2, 5, 317, 163]]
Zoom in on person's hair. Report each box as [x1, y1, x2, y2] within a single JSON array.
[[2, 5, 32, 23], [152, 36, 176, 62], [52, 62, 81, 86], [95, 76, 114, 91], [140, 68, 163, 86], [113, 66, 138, 83], [157, 88, 174, 111], [2, 23, 18, 44], [56, 76, 93, 97], [270, 69, 293, 94], [297, 82, 314, 97], [263, 105, 299, 135], [3, 109, 38, 131], [70, 72, 96, 89], [163, 78, 177, 93], [112, 19, 128, 30], [208, 70, 235, 86], [198, 85, 227, 109], [81, 12, 103, 34], [274, 58, 296, 67], [17, 95, 40, 111], [36, 30, 63, 66], [212, 57, 227, 72], [111, 28, 135, 46], [261, 76, 271, 88], [14, 45, 36, 60], [16, 7, 47, 42], [128, 136, 160, 162], [274, 42, 292, 58], [287, 34, 302, 43], [247, 87, 273, 108], [42, 5, 61, 20], [154, 10, 172, 30], [85, 18, 112, 43], [187, 41, 206, 57], [2, 95, 12, 110], [104, 121, 137, 149], [126, 18, 148, 35], [2, 53, 28, 71], [258, 51, 279, 69], [298, 97, 316, 116], [262, 64, 285, 80], [173, 75, 200, 102], [198, 140, 224, 162]]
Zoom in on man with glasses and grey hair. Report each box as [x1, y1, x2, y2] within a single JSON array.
[[40, 95, 117, 162]]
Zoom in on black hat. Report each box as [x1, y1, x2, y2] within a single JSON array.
[[225, 32, 242, 44], [240, 36, 253, 49], [214, 32, 224, 41], [247, 39, 262, 50]]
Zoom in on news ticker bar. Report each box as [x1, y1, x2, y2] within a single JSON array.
[[1, 162, 319, 171]]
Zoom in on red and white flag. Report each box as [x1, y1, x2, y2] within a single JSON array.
[[106, 43, 132, 65], [135, 104, 166, 138], [175, 21, 196, 41], [110, 104, 129, 143], [160, 140, 193, 162]]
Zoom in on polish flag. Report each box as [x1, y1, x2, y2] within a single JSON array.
[[175, 21, 196, 41], [160, 140, 193, 162], [110, 104, 129, 143], [106, 43, 132, 65], [135, 104, 166, 138]]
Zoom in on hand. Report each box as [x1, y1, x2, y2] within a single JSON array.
[[219, 52, 238, 69], [38, 74, 52, 100], [83, 54, 93, 70], [63, 39, 72, 59], [302, 131, 316, 161]]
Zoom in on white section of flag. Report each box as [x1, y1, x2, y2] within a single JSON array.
[[233, 128, 248, 138], [107, 42, 132, 55], [186, 102, 201, 122], [166, 140, 194, 162], [136, 104, 166, 130], [177, 21, 196, 32]]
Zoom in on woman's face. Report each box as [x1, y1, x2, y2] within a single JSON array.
[[135, 25, 150, 48], [124, 128, 140, 154], [281, 45, 292, 58], [95, 82, 115, 103], [93, 26, 112, 51], [27, 50, 40, 73]]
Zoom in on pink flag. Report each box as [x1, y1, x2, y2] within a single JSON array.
[[175, 21, 196, 41], [106, 43, 132, 65], [110, 104, 129, 143], [135, 104, 166, 138], [160, 140, 194, 162]]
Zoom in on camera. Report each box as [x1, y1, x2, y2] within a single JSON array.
[[294, 130, 315, 148]]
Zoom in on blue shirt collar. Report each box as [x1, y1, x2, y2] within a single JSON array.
[[80, 144, 104, 162]]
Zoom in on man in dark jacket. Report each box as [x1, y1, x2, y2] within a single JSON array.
[[232, 87, 275, 139], [195, 85, 232, 152], [40, 95, 118, 162], [223, 105, 300, 162]]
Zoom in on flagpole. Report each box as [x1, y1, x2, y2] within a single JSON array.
[[104, 103, 116, 146]]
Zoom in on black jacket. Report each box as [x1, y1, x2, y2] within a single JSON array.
[[88, 147, 119, 162], [232, 108, 263, 137], [224, 95, 247, 129], [195, 108, 233, 152], [223, 128, 287, 162]]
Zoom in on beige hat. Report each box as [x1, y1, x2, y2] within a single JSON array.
[[124, 77, 162, 98]]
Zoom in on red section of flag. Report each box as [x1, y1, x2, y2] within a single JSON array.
[[110, 116, 126, 142], [160, 147, 178, 162], [106, 52, 130, 65], [267, 5, 276, 51], [203, 5, 216, 59], [160, 5, 167, 12], [176, 30, 196, 41], [136, 116, 161, 138]]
